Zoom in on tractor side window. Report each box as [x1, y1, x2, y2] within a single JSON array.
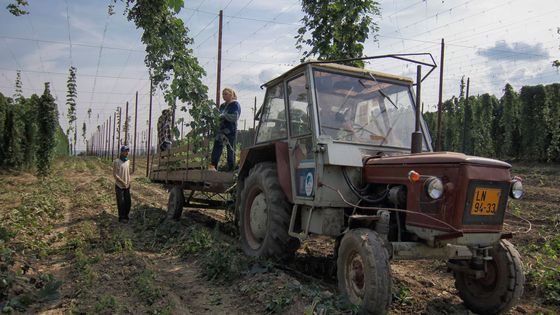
[[287, 74, 311, 137], [256, 83, 287, 143]]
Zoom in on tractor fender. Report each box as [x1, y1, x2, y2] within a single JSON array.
[[238, 142, 292, 202]]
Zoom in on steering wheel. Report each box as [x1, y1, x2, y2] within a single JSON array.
[[352, 123, 386, 141]]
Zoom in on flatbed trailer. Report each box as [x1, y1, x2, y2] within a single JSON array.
[[148, 140, 236, 220]]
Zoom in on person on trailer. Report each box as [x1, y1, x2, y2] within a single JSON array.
[[157, 108, 172, 152], [209, 87, 241, 172], [113, 145, 131, 223]]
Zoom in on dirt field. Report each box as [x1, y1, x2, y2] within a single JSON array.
[[0, 157, 558, 314]]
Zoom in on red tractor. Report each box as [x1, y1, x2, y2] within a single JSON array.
[[235, 55, 524, 314]]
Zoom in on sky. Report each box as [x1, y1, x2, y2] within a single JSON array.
[[1, 0, 559, 151]]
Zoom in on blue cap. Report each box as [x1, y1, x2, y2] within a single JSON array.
[[120, 145, 129, 152]]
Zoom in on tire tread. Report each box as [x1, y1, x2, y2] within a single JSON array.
[[239, 162, 299, 259]]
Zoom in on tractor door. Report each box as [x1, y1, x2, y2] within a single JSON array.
[[286, 72, 316, 202]]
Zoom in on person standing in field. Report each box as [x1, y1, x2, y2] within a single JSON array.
[[209, 88, 241, 172], [113, 145, 131, 223]]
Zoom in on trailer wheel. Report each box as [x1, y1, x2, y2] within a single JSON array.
[[239, 162, 299, 259], [167, 186, 184, 221], [454, 240, 524, 315], [337, 229, 391, 315]]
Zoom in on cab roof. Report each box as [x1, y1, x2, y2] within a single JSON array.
[[262, 61, 415, 88]]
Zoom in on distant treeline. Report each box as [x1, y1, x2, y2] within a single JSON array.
[[0, 89, 69, 174], [424, 83, 560, 162]]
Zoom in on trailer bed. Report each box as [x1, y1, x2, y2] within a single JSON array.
[[148, 141, 235, 193]]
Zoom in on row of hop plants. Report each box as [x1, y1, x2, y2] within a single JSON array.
[[424, 82, 560, 162], [0, 82, 67, 176]]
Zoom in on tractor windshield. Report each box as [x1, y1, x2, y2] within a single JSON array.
[[314, 69, 429, 150]]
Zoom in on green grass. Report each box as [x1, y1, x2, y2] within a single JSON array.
[[393, 284, 413, 306], [526, 233, 560, 305], [0, 175, 69, 312], [135, 270, 163, 305], [201, 242, 248, 283], [93, 294, 118, 313], [178, 225, 213, 257]]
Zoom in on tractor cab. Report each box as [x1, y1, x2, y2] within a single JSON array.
[[247, 62, 432, 205]]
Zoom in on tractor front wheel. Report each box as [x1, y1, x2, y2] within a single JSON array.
[[454, 239, 524, 315], [238, 162, 299, 259], [337, 229, 392, 315]]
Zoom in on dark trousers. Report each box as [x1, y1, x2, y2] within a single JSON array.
[[210, 131, 236, 171], [115, 185, 131, 220]]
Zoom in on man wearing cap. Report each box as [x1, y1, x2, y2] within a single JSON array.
[[113, 145, 131, 223]]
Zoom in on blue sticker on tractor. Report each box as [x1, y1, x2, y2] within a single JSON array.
[[296, 168, 315, 197], [304, 172, 313, 196]]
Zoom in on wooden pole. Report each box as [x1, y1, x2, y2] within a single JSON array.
[[106, 119, 109, 158], [133, 91, 138, 173], [101, 121, 104, 158], [108, 116, 112, 160], [462, 77, 470, 153], [215, 10, 223, 107], [141, 130, 145, 155], [124, 101, 129, 145], [97, 130, 100, 156], [105, 118, 110, 159], [103, 119, 106, 158], [436, 38, 445, 151], [97, 132, 99, 156], [117, 107, 122, 151], [146, 79, 153, 177], [94, 130, 97, 156], [100, 121, 103, 158], [253, 96, 256, 129], [99, 127, 102, 156], [111, 110, 116, 161], [102, 121, 106, 159]]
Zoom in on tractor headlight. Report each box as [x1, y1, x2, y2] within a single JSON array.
[[510, 179, 524, 199], [425, 177, 444, 200]]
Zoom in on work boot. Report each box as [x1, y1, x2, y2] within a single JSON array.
[[208, 164, 217, 171]]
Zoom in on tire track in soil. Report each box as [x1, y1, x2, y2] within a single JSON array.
[[69, 157, 259, 314], [20, 158, 99, 313], [42, 158, 122, 313]]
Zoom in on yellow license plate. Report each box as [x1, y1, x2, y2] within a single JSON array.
[[471, 187, 501, 216]]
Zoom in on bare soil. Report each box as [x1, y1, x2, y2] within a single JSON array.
[[0, 157, 558, 314]]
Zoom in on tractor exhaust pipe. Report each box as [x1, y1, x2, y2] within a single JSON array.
[[411, 65, 423, 154]]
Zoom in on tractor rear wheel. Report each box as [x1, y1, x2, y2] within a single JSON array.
[[238, 162, 299, 259], [454, 240, 524, 315], [337, 229, 392, 315], [167, 186, 184, 221]]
